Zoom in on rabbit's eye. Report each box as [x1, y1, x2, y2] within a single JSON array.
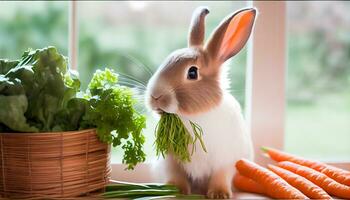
[[187, 66, 198, 80]]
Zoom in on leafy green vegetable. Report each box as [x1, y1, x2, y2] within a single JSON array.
[[103, 181, 205, 199], [0, 47, 146, 169], [106, 181, 178, 192], [0, 95, 38, 132], [0, 47, 79, 132], [154, 113, 206, 162], [23, 47, 79, 131], [82, 69, 146, 169], [52, 97, 88, 131], [0, 59, 19, 74]]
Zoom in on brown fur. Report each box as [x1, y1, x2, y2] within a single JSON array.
[[148, 8, 256, 116], [205, 8, 256, 62], [154, 47, 223, 115], [188, 7, 210, 47]]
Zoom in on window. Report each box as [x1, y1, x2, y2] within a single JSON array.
[[2, 1, 349, 182], [286, 1, 350, 161]]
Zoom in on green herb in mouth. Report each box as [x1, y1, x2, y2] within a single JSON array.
[[154, 113, 207, 162]]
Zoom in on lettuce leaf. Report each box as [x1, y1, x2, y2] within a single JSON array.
[[0, 47, 80, 131], [22, 47, 79, 131], [0, 95, 38, 132]]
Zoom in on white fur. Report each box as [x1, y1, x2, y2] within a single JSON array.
[[179, 92, 253, 181], [146, 72, 179, 113], [219, 61, 232, 92]]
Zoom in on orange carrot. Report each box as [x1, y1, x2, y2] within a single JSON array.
[[268, 164, 332, 199], [278, 161, 350, 199], [236, 159, 308, 199], [262, 146, 350, 186], [233, 173, 265, 194]]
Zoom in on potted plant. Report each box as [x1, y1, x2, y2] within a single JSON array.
[[0, 47, 146, 198]]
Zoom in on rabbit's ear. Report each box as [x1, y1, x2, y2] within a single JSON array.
[[205, 8, 256, 63], [188, 7, 210, 47]]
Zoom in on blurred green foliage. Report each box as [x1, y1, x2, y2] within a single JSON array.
[[286, 1, 350, 102], [288, 33, 350, 103], [0, 2, 68, 59]]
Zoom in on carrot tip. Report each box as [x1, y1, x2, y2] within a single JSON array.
[[260, 146, 269, 152]]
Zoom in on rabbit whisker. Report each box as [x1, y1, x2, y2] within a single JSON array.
[[118, 80, 146, 90], [114, 50, 154, 78], [118, 73, 147, 88]]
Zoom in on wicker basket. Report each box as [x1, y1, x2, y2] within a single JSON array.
[[0, 129, 111, 198]]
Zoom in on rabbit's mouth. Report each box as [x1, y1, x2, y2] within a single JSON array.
[[151, 103, 167, 115], [155, 108, 165, 115], [149, 92, 178, 114]]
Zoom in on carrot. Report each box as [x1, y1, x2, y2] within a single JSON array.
[[321, 165, 350, 186], [262, 146, 350, 186], [233, 173, 265, 194], [278, 161, 350, 199], [236, 159, 308, 199], [268, 164, 332, 199]]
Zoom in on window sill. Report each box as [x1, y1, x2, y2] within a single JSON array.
[[234, 192, 268, 199], [111, 161, 350, 183]]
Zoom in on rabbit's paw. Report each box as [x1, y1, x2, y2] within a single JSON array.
[[207, 166, 234, 199], [207, 187, 233, 199], [168, 178, 191, 195]]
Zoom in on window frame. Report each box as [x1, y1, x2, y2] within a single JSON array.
[[245, 1, 286, 166], [69, 0, 78, 70], [68, 1, 350, 182]]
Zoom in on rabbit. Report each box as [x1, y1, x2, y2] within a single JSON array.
[[146, 6, 257, 199]]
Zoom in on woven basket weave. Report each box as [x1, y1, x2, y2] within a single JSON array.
[[0, 129, 111, 198]]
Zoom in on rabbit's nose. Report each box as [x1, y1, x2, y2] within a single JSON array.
[[151, 94, 163, 101]]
